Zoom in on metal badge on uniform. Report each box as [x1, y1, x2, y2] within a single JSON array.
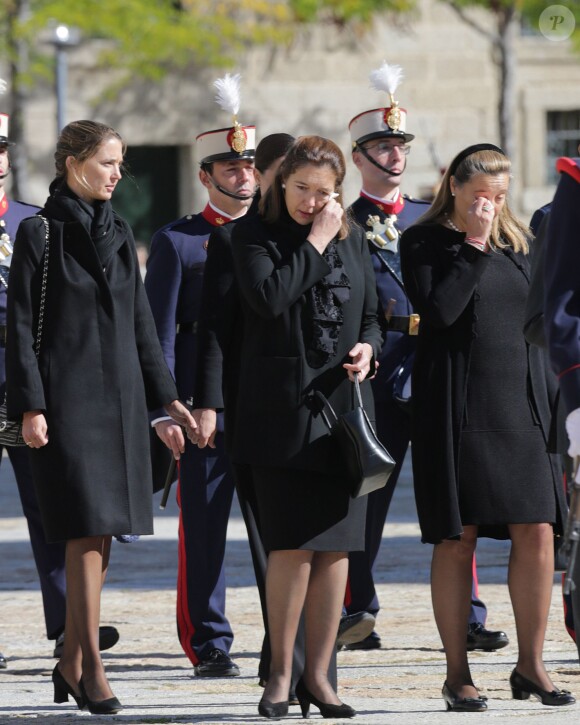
[[0, 221, 14, 264], [385, 99, 401, 133], [365, 214, 399, 253], [227, 122, 247, 154]]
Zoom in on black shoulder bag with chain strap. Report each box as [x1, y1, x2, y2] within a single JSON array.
[[0, 216, 51, 446]]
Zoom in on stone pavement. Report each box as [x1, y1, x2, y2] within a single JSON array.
[[1, 452, 579, 724]]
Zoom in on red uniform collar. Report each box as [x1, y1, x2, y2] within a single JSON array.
[[0, 194, 8, 218], [360, 189, 405, 216], [200, 202, 234, 227], [556, 157, 580, 184]]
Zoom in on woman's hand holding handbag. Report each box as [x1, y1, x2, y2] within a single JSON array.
[[343, 342, 373, 382], [316, 372, 395, 499]]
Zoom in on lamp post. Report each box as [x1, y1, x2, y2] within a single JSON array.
[[49, 24, 81, 135]]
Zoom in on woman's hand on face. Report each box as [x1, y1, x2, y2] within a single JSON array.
[[22, 411, 48, 448], [307, 198, 344, 254], [343, 342, 374, 382], [465, 196, 494, 244], [154, 420, 185, 460]]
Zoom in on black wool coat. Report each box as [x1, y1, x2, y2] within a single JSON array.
[[400, 222, 565, 544], [229, 214, 384, 474], [6, 213, 178, 543]]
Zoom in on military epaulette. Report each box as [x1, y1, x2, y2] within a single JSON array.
[[556, 157, 580, 184], [162, 213, 200, 231], [13, 200, 40, 211], [402, 195, 430, 205]]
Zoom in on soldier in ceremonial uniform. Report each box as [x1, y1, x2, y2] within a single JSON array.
[[544, 154, 580, 663], [0, 111, 120, 665], [340, 64, 506, 654], [145, 75, 256, 677]]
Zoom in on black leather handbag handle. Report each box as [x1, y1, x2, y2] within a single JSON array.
[[315, 372, 364, 431]]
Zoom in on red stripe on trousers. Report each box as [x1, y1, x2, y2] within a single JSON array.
[[176, 460, 200, 665], [344, 577, 352, 608]]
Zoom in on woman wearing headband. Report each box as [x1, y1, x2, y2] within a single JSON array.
[[400, 144, 573, 711]]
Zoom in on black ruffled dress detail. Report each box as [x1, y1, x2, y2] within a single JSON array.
[[305, 241, 351, 368]]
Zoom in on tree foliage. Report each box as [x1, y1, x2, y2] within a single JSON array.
[[521, 0, 580, 49], [440, 0, 580, 160], [288, 0, 416, 24], [2, 0, 293, 85], [0, 0, 418, 196], [443, 1, 580, 49], [1, 0, 418, 87]]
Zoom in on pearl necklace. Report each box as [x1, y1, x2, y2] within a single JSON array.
[[445, 214, 463, 233]]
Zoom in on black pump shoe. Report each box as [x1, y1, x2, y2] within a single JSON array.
[[295, 679, 356, 719], [52, 665, 86, 710], [510, 669, 575, 706], [442, 681, 488, 712], [79, 679, 122, 715], [258, 697, 289, 720]]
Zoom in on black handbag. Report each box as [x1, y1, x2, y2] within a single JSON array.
[[0, 400, 26, 446], [0, 216, 50, 447], [316, 373, 396, 498]]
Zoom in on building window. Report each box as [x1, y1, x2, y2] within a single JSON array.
[[547, 111, 580, 183]]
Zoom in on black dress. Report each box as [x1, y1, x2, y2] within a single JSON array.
[[400, 222, 566, 544], [457, 249, 556, 538]]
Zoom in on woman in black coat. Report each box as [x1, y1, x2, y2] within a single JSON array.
[[226, 136, 383, 719], [400, 144, 573, 711], [6, 121, 194, 714]]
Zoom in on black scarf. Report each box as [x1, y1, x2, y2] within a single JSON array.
[[274, 209, 351, 369], [44, 180, 117, 267]]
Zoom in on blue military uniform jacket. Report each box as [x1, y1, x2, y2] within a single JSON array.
[[0, 197, 40, 386], [545, 157, 580, 413], [348, 193, 429, 403], [145, 204, 234, 430]]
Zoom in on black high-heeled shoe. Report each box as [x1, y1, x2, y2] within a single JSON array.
[[510, 669, 575, 706], [442, 681, 488, 712], [52, 664, 86, 710], [295, 678, 356, 719], [258, 697, 289, 720], [79, 678, 123, 715]]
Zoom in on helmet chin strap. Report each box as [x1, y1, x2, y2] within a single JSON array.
[[208, 175, 256, 201], [354, 143, 406, 178]]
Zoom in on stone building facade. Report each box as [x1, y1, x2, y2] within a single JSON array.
[[2, 0, 580, 239]]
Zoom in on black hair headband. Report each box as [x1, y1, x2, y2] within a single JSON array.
[[448, 143, 506, 176]]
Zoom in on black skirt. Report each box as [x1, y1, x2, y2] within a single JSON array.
[[251, 466, 366, 552]]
